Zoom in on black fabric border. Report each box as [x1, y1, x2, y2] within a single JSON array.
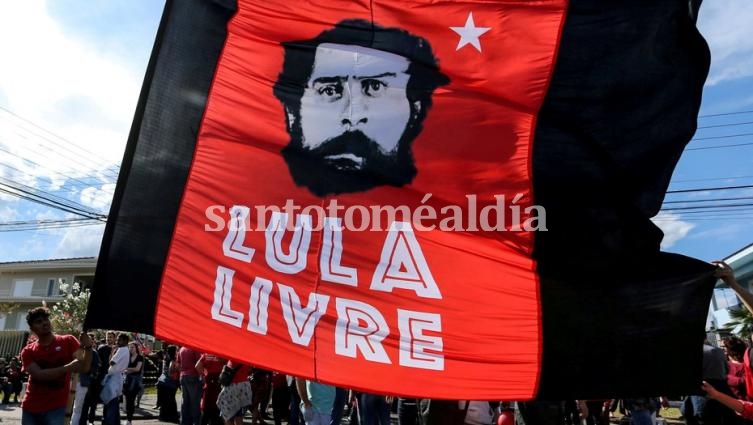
[[85, 0, 237, 333], [532, 0, 714, 398]]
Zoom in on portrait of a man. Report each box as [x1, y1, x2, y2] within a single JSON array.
[[273, 19, 450, 197]]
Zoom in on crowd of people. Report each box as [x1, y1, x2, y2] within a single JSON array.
[[0, 355, 24, 404], [13, 260, 753, 425]]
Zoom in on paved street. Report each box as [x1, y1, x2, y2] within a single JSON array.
[[0, 391, 177, 424], [0, 390, 359, 425], [0, 391, 684, 425]]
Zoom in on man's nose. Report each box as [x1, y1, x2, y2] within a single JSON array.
[[340, 84, 368, 128]]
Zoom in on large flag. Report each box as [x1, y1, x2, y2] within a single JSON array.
[[86, 0, 716, 399]]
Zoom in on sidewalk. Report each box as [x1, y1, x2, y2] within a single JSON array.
[[0, 390, 282, 424], [0, 393, 685, 425], [0, 391, 165, 425]]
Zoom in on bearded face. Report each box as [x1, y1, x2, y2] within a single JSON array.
[[281, 43, 421, 197]]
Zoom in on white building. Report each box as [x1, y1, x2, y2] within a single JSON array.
[[0, 257, 96, 356], [708, 243, 753, 332]]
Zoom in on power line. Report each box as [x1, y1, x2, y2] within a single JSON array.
[[0, 161, 116, 199], [666, 184, 753, 194], [699, 110, 753, 118], [0, 176, 105, 216], [0, 186, 97, 220], [671, 175, 753, 183], [654, 211, 753, 220], [0, 183, 107, 221], [663, 196, 753, 204], [0, 217, 102, 231], [691, 132, 753, 141], [0, 218, 94, 226], [0, 127, 120, 181], [0, 125, 121, 181], [686, 142, 753, 151], [0, 219, 103, 232], [0, 106, 121, 174], [660, 207, 753, 215], [654, 217, 753, 221], [0, 146, 116, 193], [697, 121, 753, 130], [654, 209, 753, 219], [660, 202, 753, 212]]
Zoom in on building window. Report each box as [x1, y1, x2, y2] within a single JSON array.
[[47, 278, 66, 297], [73, 275, 95, 291], [12, 279, 34, 298], [3, 312, 21, 331]]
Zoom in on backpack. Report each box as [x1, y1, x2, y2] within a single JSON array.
[[419, 399, 470, 425]]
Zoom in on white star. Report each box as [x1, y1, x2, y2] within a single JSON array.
[[450, 12, 491, 52]]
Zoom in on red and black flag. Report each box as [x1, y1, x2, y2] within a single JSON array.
[[86, 0, 716, 399]]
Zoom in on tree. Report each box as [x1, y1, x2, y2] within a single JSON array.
[[49, 280, 90, 336], [0, 302, 20, 317], [723, 306, 753, 340]]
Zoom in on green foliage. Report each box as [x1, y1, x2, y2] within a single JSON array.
[[49, 281, 90, 336], [0, 302, 20, 316], [724, 306, 753, 340]]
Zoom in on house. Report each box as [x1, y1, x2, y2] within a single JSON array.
[[708, 242, 753, 332], [0, 257, 96, 356]]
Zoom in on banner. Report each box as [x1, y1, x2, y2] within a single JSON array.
[[86, 0, 716, 399]]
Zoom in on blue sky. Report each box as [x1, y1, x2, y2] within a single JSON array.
[[0, 1, 164, 260], [0, 1, 752, 263], [660, 0, 753, 261]]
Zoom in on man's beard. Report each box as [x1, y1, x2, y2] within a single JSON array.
[[282, 129, 417, 197]]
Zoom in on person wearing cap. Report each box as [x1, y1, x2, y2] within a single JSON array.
[[20, 306, 92, 425]]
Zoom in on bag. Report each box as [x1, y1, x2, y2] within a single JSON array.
[[217, 380, 253, 420], [419, 399, 470, 425], [99, 374, 117, 404], [219, 364, 239, 387]]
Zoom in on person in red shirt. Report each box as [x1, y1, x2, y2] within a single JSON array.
[[218, 362, 252, 425], [703, 381, 753, 420], [715, 261, 753, 402], [196, 353, 226, 425], [178, 346, 203, 425], [20, 306, 92, 425], [721, 336, 748, 400]]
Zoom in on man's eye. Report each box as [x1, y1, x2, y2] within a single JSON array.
[[317, 84, 343, 99], [362, 79, 386, 96]]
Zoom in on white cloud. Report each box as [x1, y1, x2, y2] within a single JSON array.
[[698, 1, 753, 85], [0, 0, 141, 200], [689, 222, 749, 242], [0, 203, 18, 221], [0, 1, 155, 261], [17, 236, 48, 260], [79, 184, 116, 212], [651, 212, 695, 249], [52, 224, 106, 258], [34, 209, 60, 221]]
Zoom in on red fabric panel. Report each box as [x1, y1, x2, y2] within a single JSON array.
[[157, 0, 566, 399]]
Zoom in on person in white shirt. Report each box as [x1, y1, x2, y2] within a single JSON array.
[[102, 333, 130, 425]]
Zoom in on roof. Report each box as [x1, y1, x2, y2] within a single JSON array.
[[725, 242, 753, 268], [0, 257, 97, 271]]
